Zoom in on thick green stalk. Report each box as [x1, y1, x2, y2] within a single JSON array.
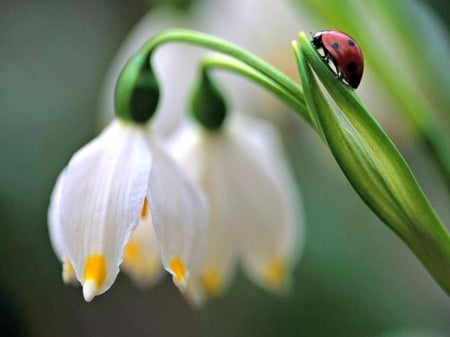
[[294, 33, 450, 295]]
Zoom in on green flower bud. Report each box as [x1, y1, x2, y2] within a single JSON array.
[[190, 71, 228, 130], [115, 51, 160, 124]]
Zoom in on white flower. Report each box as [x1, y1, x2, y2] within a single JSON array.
[[168, 114, 304, 302], [48, 119, 208, 301]]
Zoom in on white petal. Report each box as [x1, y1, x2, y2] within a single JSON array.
[[48, 169, 66, 263], [168, 116, 304, 295], [121, 199, 164, 287], [48, 169, 77, 285], [167, 124, 239, 297], [59, 120, 151, 300], [146, 137, 208, 291], [229, 116, 304, 292]]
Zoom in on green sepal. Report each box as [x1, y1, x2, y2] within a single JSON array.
[[294, 32, 450, 295], [190, 70, 228, 130], [114, 50, 160, 124]]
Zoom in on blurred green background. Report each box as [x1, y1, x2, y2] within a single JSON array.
[[1, 0, 449, 336]]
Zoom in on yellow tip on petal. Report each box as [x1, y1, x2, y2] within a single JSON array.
[[201, 267, 223, 296], [169, 256, 187, 290], [83, 254, 107, 300], [62, 260, 76, 284], [124, 241, 140, 265], [265, 258, 286, 290], [141, 197, 149, 219]]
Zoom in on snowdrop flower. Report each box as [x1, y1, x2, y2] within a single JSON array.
[[48, 48, 208, 301], [168, 114, 304, 302]]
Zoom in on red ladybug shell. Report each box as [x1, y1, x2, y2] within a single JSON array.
[[312, 30, 364, 89]]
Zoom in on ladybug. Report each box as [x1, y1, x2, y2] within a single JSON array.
[[311, 30, 364, 89]]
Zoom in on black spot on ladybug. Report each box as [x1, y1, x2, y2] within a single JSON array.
[[331, 42, 339, 50], [347, 62, 357, 72], [348, 39, 355, 46]]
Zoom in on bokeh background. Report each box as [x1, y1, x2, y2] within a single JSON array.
[[1, 0, 449, 336]]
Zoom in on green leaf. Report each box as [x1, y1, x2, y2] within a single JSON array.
[[293, 32, 450, 295]]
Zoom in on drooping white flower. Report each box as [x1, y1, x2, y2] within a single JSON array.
[[48, 119, 208, 301], [168, 114, 304, 301], [85, 0, 306, 304]]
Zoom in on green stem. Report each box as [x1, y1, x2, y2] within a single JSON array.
[[200, 55, 308, 118], [138, 29, 308, 121]]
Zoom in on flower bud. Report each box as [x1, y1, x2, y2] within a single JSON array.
[[115, 51, 160, 124], [190, 71, 228, 130]]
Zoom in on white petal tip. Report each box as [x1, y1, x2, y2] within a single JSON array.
[[262, 259, 290, 292], [168, 257, 189, 292], [184, 284, 207, 308], [172, 276, 188, 292], [82, 280, 97, 302], [62, 274, 72, 285], [62, 261, 76, 285]]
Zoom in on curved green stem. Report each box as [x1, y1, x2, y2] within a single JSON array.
[[200, 55, 308, 119], [138, 29, 308, 121]]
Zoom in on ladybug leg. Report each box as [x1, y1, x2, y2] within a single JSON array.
[[336, 69, 350, 86], [328, 57, 341, 79], [328, 58, 341, 79], [322, 53, 336, 72]]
